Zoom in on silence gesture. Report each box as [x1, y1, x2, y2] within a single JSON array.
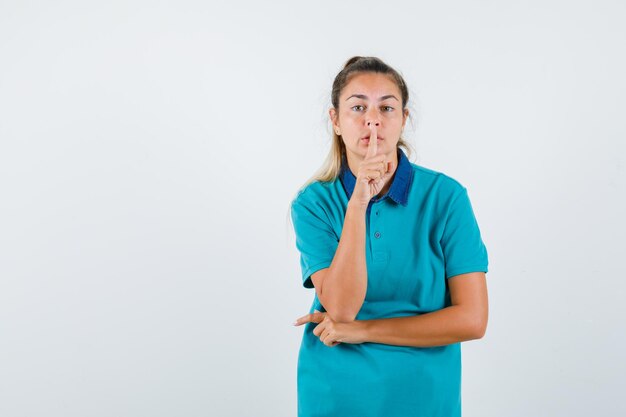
[[350, 122, 393, 208]]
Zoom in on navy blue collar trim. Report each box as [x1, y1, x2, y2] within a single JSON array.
[[339, 147, 414, 206]]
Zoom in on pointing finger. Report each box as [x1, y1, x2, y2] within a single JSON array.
[[365, 123, 378, 159], [293, 311, 324, 326]]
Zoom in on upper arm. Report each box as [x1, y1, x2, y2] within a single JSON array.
[[441, 186, 489, 279], [290, 197, 339, 289], [448, 272, 489, 338], [310, 268, 329, 300], [440, 185, 489, 338]]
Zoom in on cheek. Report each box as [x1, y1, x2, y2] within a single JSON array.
[[342, 114, 360, 123], [339, 118, 360, 132]]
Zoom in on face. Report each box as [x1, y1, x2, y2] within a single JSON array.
[[330, 72, 408, 162]]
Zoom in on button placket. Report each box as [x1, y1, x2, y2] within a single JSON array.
[[372, 203, 381, 239], [370, 202, 388, 263]]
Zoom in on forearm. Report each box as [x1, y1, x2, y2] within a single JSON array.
[[322, 201, 368, 322], [359, 305, 483, 347]]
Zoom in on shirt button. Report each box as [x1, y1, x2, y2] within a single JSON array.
[[374, 231, 381, 238]]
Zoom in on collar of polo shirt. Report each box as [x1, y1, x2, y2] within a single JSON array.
[[339, 147, 415, 206]]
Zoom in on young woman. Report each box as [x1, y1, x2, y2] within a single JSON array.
[[290, 56, 489, 417]]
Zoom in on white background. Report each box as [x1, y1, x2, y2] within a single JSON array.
[[1, 1, 624, 416]]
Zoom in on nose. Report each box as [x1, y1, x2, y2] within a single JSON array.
[[366, 120, 380, 127]]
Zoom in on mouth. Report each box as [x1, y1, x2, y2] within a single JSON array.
[[361, 136, 384, 141]]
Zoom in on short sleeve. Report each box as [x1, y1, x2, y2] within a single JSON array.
[[440, 187, 489, 279], [290, 197, 339, 289]]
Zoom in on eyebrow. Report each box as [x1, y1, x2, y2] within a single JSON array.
[[345, 94, 399, 102]]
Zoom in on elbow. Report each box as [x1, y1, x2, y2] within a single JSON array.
[[474, 324, 487, 340], [322, 300, 358, 322], [460, 304, 488, 340], [326, 308, 358, 323], [469, 317, 487, 340], [317, 289, 360, 323]]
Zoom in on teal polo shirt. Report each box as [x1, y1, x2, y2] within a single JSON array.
[[290, 147, 489, 417]]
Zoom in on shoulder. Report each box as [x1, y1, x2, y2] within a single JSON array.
[[290, 179, 343, 231], [291, 179, 339, 212], [409, 162, 468, 198]]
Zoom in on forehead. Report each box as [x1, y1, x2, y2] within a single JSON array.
[[341, 72, 400, 99]]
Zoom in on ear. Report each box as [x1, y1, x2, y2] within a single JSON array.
[[402, 108, 409, 128], [329, 108, 339, 130]]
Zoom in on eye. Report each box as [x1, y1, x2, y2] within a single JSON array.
[[351, 105, 394, 112]]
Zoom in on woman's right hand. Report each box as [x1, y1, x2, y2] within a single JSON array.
[[349, 123, 393, 209]]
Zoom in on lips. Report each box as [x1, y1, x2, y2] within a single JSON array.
[[361, 136, 384, 140]]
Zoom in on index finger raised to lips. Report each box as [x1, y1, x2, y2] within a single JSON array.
[[365, 123, 377, 158]]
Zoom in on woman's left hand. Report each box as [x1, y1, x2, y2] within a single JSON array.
[[293, 309, 367, 347]]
